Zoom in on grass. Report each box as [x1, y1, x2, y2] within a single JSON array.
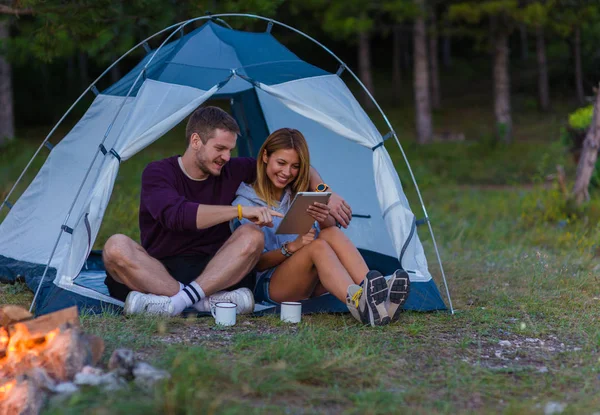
[[2, 71, 600, 413]]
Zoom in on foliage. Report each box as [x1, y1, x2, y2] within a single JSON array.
[[567, 105, 593, 130], [3, 0, 284, 63], [3, 80, 600, 413], [559, 104, 600, 188], [287, 0, 378, 41]]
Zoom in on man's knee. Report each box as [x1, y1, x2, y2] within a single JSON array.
[[233, 224, 264, 256], [103, 234, 134, 267]]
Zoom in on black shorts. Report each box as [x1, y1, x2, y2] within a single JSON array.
[[105, 253, 256, 302]]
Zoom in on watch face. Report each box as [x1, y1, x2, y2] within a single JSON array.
[[317, 183, 327, 192]]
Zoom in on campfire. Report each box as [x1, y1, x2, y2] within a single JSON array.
[[0, 305, 169, 415], [0, 306, 102, 414]]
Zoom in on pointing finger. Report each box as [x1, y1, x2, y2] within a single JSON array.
[[270, 209, 284, 218]]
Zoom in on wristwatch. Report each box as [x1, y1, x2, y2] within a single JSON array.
[[281, 241, 293, 257], [315, 183, 329, 192]]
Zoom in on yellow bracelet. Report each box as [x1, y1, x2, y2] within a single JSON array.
[[237, 204, 243, 220]]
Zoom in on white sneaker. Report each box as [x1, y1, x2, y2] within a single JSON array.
[[194, 288, 255, 314], [124, 291, 174, 316]]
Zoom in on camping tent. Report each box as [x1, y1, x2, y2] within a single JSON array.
[[0, 15, 453, 316]]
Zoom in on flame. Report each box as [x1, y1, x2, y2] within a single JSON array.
[[0, 379, 16, 402], [0, 323, 61, 381]]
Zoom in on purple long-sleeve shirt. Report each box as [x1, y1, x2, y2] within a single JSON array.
[[139, 156, 256, 259]]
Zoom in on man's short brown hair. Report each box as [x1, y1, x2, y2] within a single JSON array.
[[185, 106, 240, 145]]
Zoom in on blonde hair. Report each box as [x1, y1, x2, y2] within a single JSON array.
[[254, 128, 311, 208]]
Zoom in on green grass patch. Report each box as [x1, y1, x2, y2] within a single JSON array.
[[1, 88, 599, 414]]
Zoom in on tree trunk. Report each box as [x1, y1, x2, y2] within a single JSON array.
[[536, 26, 550, 111], [572, 83, 600, 205], [393, 25, 402, 97], [358, 30, 375, 110], [492, 28, 512, 143], [414, 1, 433, 144], [519, 23, 528, 61], [574, 26, 585, 104], [429, 15, 441, 110], [0, 20, 15, 145], [442, 34, 451, 68]]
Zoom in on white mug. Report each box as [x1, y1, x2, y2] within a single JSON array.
[[280, 301, 302, 323], [211, 302, 236, 326]]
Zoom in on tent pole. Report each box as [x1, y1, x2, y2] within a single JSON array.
[[0, 22, 185, 221], [28, 20, 196, 312], [211, 14, 456, 314], [15, 13, 452, 313]]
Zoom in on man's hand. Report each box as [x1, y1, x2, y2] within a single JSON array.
[[328, 193, 352, 228], [242, 206, 284, 228], [307, 202, 330, 224]]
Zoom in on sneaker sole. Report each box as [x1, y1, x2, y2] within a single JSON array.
[[388, 271, 410, 322], [366, 273, 391, 326]]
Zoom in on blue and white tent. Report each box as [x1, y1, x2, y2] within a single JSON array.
[[0, 15, 452, 315]]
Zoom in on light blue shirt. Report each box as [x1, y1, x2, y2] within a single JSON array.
[[231, 182, 319, 278]]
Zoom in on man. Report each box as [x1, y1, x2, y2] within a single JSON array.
[[103, 106, 352, 316]]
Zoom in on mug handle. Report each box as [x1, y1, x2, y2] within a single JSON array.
[[211, 304, 217, 318]]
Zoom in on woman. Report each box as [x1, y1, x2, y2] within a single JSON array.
[[232, 128, 410, 326]]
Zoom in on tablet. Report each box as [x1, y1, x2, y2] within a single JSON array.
[[275, 192, 332, 234]]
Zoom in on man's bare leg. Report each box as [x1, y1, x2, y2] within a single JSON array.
[[167, 224, 264, 315], [119, 224, 264, 316], [194, 224, 264, 295], [103, 234, 180, 296]]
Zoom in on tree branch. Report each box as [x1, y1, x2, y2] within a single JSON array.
[[0, 5, 34, 15]]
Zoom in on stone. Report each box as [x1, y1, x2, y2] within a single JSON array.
[[133, 362, 170, 389], [74, 366, 126, 391], [499, 340, 512, 347], [53, 382, 79, 395], [20, 367, 56, 392], [544, 401, 566, 415], [108, 348, 136, 378]]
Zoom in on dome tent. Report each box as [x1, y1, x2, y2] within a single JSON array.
[[0, 15, 453, 316]]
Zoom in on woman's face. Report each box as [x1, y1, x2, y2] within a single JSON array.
[[263, 148, 301, 189]]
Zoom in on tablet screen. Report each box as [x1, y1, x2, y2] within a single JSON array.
[[275, 192, 331, 234]]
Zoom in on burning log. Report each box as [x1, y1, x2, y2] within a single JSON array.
[[0, 325, 104, 381], [0, 306, 32, 327], [0, 305, 167, 414], [0, 378, 45, 415], [6, 306, 79, 337]]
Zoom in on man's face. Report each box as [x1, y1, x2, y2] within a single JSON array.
[[192, 128, 237, 176]]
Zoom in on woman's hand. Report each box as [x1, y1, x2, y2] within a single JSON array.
[[307, 202, 330, 224], [288, 228, 316, 253]]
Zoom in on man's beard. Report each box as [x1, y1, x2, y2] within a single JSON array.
[[196, 152, 221, 176]]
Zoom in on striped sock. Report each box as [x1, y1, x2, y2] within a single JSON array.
[[170, 281, 206, 315]]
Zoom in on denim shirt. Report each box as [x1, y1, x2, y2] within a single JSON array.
[[231, 183, 319, 278]]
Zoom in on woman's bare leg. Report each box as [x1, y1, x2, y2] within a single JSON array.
[[310, 282, 327, 298], [317, 227, 369, 285], [269, 239, 354, 303]]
